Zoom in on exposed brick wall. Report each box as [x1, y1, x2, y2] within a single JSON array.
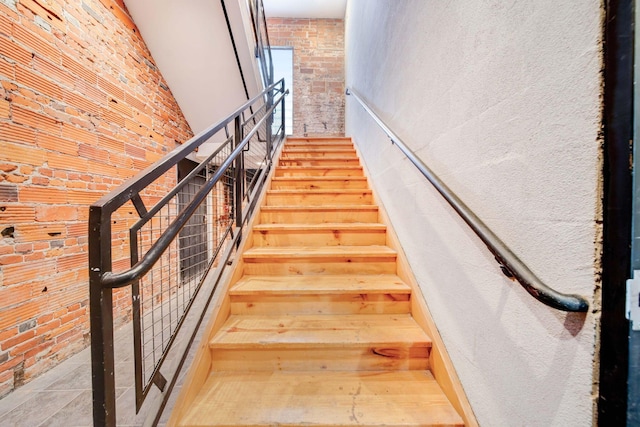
[[0, 0, 193, 397], [267, 18, 344, 137]]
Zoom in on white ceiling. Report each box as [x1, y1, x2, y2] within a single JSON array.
[[263, 0, 347, 19]]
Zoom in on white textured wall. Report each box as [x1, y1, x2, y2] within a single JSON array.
[[345, 1, 602, 425], [124, 0, 262, 134]]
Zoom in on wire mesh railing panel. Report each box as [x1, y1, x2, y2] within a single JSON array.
[[89, 77, 287, 426], [133, 139, 236, 402]]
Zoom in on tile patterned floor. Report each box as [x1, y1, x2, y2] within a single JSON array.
[[0, 316, 199, 427], [0, 263, 220, 426], [0, 323, 149, 427]]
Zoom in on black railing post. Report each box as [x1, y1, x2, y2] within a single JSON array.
[[281, 80, 286, 139], [89, 206, 116, 426], [266, 88, 273, 160], [234, 115, 244, 244]]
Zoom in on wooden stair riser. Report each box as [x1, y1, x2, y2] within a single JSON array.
[[171, 137, 469, 427], [279, 158, 361, 167], [210, 347, 430, 371], [270, 177, 369, 190], [230, 293, 411, 315], [259, 207, 379, 224], [178, 371, 464, 427], [284, 144, 355, 151], [265, 191, 373, 205], [274, 166, 364, 177], [281, 149, 357, 158], [243, 258, 397, 275], [252, 228, 386, 247]]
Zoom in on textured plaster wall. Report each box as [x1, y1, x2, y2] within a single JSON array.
[[345, 1, 602, 425]]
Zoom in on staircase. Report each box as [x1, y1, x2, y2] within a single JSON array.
[[170, 137, 467, 427]]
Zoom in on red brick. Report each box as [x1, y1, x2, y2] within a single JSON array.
[[61, 55, 97, 84], [0, 35, 31, 66], [0, 122, 37, 145], [18, 0, 64, 33], [0, 284, 32, 309], [98, 75, 124, 100], [1, 330, 35, 351], [12, 106, 61, 135], [35, 205, 78, 222], [0, 254, 24, 265], [35, 132, 79, 155], [23, 340, 53, 360], [0, 0, 194, 391], [61, 123, 98, 145], [13, 23, 60, 64], [0, 57, 14, 79], [62, 89, 101, 115], [19, 186, 65, 203], [0, 142, 45, 166], [9, 335, 45, 356], [0, 299, 45, 330], [0, 353, 24, 372], [0, 205, 35, 222], [47, 151, 89, 173]]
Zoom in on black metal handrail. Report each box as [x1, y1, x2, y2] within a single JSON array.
[[99, 91, 284, 290], [346, 87, 589, 313], [89, 77, 287, 426]]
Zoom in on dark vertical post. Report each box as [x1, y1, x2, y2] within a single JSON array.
[[281, 80, 286, 139], [89, 206, 116, 426], [600, 0, 633, 424], [234, 116, 244, 245], [130, 228, 144, 411], [266, 87, 273, 160]]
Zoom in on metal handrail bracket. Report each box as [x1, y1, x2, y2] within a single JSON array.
[[346, 87, 589, 313]]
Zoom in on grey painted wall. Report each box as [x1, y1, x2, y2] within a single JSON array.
[[345, 1, 602, 425]]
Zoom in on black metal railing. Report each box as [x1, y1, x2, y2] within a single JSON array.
[[346, 87, 589, 313], [89, 79, 287, 426], [249, 0, 273, 88]]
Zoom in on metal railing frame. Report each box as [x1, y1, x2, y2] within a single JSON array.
[[346, 87, 589, 313], [89, 79, 287, 426]]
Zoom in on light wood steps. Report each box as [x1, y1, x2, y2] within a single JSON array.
[[243, 246, 397, 275], [281, 148, 357, 157], [279, 157, 362, 167], [252, 223, 387, 246], [179, 371, 463, 427], [208, 314, 431, 371], [275, 166, 364, 177], [270, 176, 369, 189], [171, 137, 468, 427], [229, 274, 411, 315], [265, 189, 373, 205], [260, 205, 379, 223]]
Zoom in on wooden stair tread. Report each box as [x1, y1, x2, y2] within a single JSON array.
[[286, 136, 352, 140], [271, 176, 367, 181], [260, 205, 377, 211], [243, 245, 396, 259], [171, 136, 470, 427], [266, 189, 372, 194], [253, 223, 385, 231], [276, 166, 362, 170], [179, 371, 464, 427], [282, 148, 356, 153], [281, 156, 359, 160], [209, 314, 431, 348], [231, 274, 411, 295]]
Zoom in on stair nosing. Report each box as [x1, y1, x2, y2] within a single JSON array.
[[209, 314, 432, 349]]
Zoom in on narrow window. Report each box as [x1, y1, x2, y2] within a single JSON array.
[[271, 46, 293, 135]]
